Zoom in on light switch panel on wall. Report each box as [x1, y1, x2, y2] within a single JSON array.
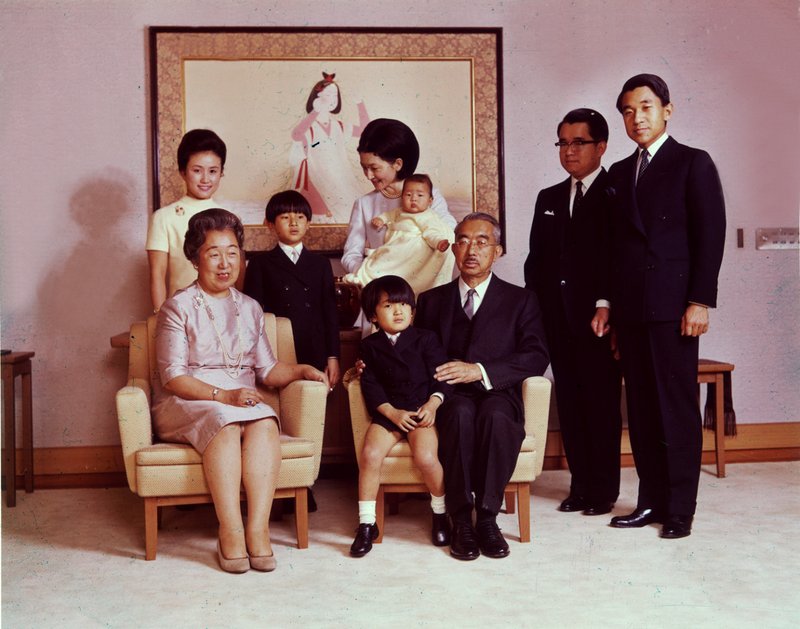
[[755, 227, 800, 250]]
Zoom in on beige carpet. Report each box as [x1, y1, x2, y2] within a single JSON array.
[[2, 462, 798, 628]]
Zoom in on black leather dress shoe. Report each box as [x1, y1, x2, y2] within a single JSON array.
[[609, 507, 664, 528], [349, 523, 379, 557], [450, 522, 480, 560], [660, 515, 693, 539], [476, 520, 510, 558], [558, 495, 587, 512], [582, 501, 614, 516], [431, 513, 451, 547]]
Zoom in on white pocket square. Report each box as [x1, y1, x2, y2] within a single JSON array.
[[544, 210, 555, 216]]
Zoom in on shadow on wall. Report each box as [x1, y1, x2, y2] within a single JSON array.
[[33, 168, 149, 445]]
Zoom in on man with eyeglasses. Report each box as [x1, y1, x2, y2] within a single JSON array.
[[524, 108, 623, 520], [606, 74, 725, 539], [415, 213, 549, 560]]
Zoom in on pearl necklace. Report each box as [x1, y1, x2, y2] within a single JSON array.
[[379, 185, 402, 199], [193, 285, 244, 379]]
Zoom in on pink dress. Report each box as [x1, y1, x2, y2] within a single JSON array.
[[152, 283, 278, 453]]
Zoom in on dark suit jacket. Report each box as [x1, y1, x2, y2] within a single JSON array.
[[524, 169, 613, 336], [414, 275, 549, 414], [243, 247, 340, 370], [607, 136, 726, 324], [360, 326, 451, 418]]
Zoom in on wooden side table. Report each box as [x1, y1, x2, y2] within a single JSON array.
[[2, 351, 35, 507], [698, 358, 735, 478]]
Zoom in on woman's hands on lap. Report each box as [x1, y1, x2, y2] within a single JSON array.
[[216, 388, 265, 408]]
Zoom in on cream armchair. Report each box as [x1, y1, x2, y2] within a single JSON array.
[[345, 371, 551, 543], [115, 314, 327, 560]]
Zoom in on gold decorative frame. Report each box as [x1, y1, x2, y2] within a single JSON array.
[[149, 27, 505, 254]]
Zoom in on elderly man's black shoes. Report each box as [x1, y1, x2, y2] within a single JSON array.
[[450, 522, 480, 560], [349, 523, 379, 557], [476, 520, 510, 558], [558, 495, 587, 512], [582, 501, 614, 516], [609, 507, 664, 528], [660, 515, 693, 539]]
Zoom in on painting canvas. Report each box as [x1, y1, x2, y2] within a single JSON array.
[[184, 59, 473, 224]]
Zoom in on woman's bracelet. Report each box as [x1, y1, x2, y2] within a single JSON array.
[[211, 387, 220, 401]]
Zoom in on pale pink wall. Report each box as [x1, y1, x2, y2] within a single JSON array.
[[1, 0, 797, 449]]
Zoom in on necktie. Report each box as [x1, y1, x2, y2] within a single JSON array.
[[572, 180, 583, 215], [637, 149, 650, 185], [291, 249, 299, 264], [463, 288, 476, 320]]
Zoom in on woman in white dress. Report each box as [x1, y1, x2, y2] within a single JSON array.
[[153, 209, 328, 573], [341, 119, 457, 333], [341, 118, 456, 276]]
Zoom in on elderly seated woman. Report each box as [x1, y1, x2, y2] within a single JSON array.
[[152, 208, 328, 573]]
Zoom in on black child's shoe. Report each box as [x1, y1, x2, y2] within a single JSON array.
[[431, 512, 451, 547], [349, 523, 379, 557]]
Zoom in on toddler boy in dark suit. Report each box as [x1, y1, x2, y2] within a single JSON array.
[[350, 275, 451, 557]]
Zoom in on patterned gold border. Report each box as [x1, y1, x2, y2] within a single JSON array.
[[150, 28, 503, 254]]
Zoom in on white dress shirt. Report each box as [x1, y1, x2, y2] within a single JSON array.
[[278, 242, 303, 263]]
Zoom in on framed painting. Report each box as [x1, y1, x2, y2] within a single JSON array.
[[149, 27, 505, 253]]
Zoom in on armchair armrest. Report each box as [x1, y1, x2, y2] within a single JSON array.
[[115, 377, 154, 493], [522, 376, 552, 476], [127, 321, 149, 382], [278, 380, 327, 480]]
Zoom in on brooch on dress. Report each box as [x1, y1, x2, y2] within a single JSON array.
[[191, 293, 205, 312], [175, 205, 185, 216]]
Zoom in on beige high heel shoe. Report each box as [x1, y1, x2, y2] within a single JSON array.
[[216, 540, 250, 574], [248, 552, 277, 572]]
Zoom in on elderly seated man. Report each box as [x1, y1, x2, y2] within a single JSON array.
[[415, 212, 549, 560]]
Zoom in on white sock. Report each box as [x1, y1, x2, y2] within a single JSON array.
[[430, 493, 446, 515], [358, 500, 376, 525]]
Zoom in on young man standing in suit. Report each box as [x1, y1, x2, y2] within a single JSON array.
[[607, 74, 726, 539], [524, 109, 622, 517], [415, 213, 550, 560]]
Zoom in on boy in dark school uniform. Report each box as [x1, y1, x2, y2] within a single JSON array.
[[244, 190, 340, 388]]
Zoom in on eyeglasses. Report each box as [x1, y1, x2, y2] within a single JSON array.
[[555, 140, 601, 149], [453, 237, 498, 251]]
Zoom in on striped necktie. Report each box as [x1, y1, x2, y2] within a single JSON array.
[[636, 149, 650, 185], [463, 289, 477, 320]]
